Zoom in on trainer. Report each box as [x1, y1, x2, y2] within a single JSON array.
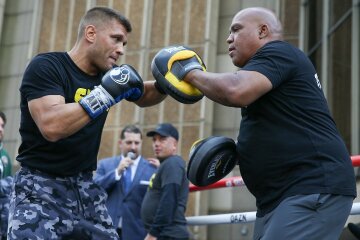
[[150, 7, 356, 240]]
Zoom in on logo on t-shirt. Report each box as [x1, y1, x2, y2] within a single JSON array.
[[314, 73, 322, 89], [148, 173, 156, 189], [74, 88, 91, 102]]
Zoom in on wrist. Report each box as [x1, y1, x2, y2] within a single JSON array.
[[154, 81, 166, 95], [117, 166, 126, 175], [115, 169, 121, 180], [184, 69, 199, 83], [79, 86, 115, 119]]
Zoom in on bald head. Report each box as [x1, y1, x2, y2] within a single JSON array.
[[227, 7, 283, 67], [235, 7, 283, 40]]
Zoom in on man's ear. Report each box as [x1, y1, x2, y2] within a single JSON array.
[[85, 25, 96, 43], [259, 24, 269, 39], [172, 139, 178, 153]]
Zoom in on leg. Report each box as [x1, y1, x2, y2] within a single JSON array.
[[0, 176, 13, 239], [8, 168, 83, 239], [8, 168, 119, 240], [348, 223, 360, 239], [73, 172, 119, 240], [254, 194, 353, 240], [0, 197, 10, 239]]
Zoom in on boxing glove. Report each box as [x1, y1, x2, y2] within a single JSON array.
[[151, 45, 206, 104], [122, 64, 144, 102], [80, 64, 144, 119]]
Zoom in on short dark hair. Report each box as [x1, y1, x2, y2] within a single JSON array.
[[78, 6, 132, 39], [120, 125, 142, 139], [0, 111, 6, 125]]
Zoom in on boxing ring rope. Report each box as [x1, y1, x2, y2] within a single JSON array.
[[189, 155, 360, 192], [186, 203, 360, 225], [189, 176, 245, 192], [186, 155, 360, 225], [352, 155, 360, 167]]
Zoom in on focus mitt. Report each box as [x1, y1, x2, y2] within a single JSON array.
[[151, 45, 206, 104], [187, 136, 238, 187]]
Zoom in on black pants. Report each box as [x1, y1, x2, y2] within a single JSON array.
[[116, 228, 122, 239]]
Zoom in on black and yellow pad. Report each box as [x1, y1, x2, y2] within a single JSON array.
[[151, 45, 206, 104], [187, 136, 238, 187]]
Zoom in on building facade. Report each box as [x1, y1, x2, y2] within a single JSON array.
[[0, 0, 359, 239]]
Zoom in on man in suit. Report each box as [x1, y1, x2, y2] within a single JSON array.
[[94, 125, 159, 240]]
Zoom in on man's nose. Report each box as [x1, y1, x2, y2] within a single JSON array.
[[130, 142, 138, 149], [226, 34, 233, 44], [116, 44, 124, 56]]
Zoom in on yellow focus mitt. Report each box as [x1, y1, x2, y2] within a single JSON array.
[[151, 45, 206, 104]]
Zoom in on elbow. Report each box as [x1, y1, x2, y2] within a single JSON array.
[[41, 132, 61, 143], [39, 125, 63, 142], [134, 100, 148, 108], [237, 97, 253, 107], [222, 90, 251, 108]]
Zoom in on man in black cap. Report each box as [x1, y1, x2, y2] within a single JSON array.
[[141, 123, 190, 240]]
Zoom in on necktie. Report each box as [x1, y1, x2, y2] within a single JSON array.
[[124, 166, 132, 193]]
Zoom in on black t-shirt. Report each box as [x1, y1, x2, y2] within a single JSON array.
[[17, 52, 107, 176], [237, 41, 356, 216], [141, 155, 189, 238]]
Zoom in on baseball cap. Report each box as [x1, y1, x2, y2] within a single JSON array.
[[146, 123, 179, 140]]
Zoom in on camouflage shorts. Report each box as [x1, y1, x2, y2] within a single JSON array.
[[7, 167, 119, 240], [0, 176, 13, 239], [0, 195, 10, 239]]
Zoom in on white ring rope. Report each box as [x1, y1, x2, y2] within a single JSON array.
[[186, 202, 360, 225]]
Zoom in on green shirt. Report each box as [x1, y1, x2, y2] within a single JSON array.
[[0, 143, 12, 177]]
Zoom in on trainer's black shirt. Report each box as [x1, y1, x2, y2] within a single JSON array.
[[17, 52, 107, 176], [237, 41, 356, 216], [141, 155, 189, 238]]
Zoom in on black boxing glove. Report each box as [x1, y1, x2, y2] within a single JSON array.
[[122, 64, 144, 102], [79, 65, 144, 119]]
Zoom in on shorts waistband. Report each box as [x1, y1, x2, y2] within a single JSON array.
[[19, 165, 93, 180]]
